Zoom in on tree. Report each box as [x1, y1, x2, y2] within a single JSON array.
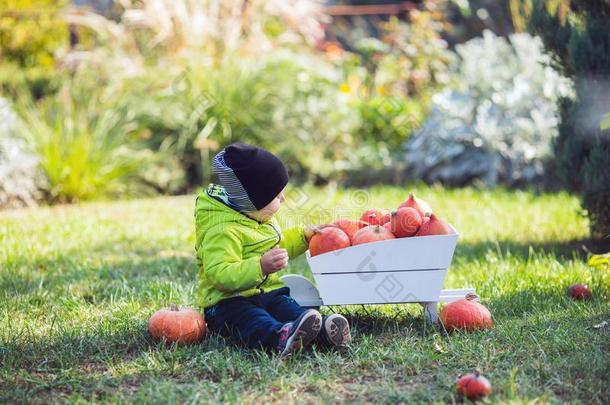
[[528, 0, 610, 238]]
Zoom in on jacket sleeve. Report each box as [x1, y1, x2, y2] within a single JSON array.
[[199, 226, 264, 293], [279, 226, 308, 259]]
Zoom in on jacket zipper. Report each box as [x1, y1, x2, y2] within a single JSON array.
[[256, 222, 282, 292]]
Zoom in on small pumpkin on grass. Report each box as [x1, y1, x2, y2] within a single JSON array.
[[148, 304, 206, 345], [457, 372, 492, 401], [440, 294, 492, 332]]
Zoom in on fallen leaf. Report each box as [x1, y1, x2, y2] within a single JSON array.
[[434, 341, 446, 353], [588, 253, 610, 269]]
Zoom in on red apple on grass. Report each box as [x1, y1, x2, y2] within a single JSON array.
[[567, 283, 591, 300]]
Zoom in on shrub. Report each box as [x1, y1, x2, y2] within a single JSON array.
[[330, 3, 454, 181], [61, 0, 358, 186], [0, 97, 45, 208], [356, 95, 425, 152], [404, 30, 572, 187], [375, 8, 453, 96], [0, 62, 61, 101], [581, 143, 610, 238], [0, 0, 68, 98], [528, 0, 610, 238], [17, 84, 170, 202], [65, 0, 455, 186], [124, 50, 360, 185], [62, 0, 326, 79], [53, 0, 448, 192]]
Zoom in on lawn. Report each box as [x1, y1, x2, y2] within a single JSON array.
[[1, 185, 608, 403]]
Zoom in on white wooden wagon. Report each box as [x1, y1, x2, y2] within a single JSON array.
[[280, 225, 474, 323]]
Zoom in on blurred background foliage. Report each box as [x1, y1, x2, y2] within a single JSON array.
[[0, 0, 69, 98], [404, 30, 573, 188], [527, 0, 610, 238], [17, 81, 166, 202], [0, 0, 607, 237]]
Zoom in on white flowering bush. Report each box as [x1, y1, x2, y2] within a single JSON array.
[[405, 30, 573, 186], [63, 0, 326, 78], [0, 98, 45, 208]]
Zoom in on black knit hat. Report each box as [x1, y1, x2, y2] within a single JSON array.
[[212, 143, 289, 211]]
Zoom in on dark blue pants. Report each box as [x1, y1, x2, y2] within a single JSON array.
[[204, 287, 310, 350]]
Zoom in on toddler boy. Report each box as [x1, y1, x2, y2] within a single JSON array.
[[195, 143, 351, 356]]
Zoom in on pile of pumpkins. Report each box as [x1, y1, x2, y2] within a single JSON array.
[[309, 193, 454, 257]]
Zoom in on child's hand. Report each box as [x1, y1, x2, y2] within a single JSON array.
[[260, 247, 289, 275]]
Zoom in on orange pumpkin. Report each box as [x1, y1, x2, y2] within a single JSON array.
[[332, 219, 367, 242], [360, 208, 391, 226], [382, 221, 393, 234], [148, 304, 206, 345], [309, 227, 350, 256], [440, 295, 492, 332], [352, 225, 396, 246], [389, 207, 422, 237], [457, 372, 492, 401], [415, 213, 452, 236], [381, 211, 392, 224], [398, 193, 432, 217]]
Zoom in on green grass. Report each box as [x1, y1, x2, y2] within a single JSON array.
[[1, 185, 608, 404]]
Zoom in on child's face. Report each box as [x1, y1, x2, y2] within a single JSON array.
[[248, 190, 285, 222]]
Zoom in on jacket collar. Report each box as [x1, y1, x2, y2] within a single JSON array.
[[206, 184, 268, 225]]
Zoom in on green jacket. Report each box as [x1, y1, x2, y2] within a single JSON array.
[[195, 184, 308, 309]]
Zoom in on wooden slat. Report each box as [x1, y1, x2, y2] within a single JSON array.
[[438, 288, 476, 302], [306, 232, 459, 275], [314, 270, 447, 305]]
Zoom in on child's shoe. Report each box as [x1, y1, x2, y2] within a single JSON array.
[[320, 314, 351, 350], [277, 309, 322, 357]]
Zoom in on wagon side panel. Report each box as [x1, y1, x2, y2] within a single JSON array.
[[307, 234, 458, 274], [314, 268, 448, 305]]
